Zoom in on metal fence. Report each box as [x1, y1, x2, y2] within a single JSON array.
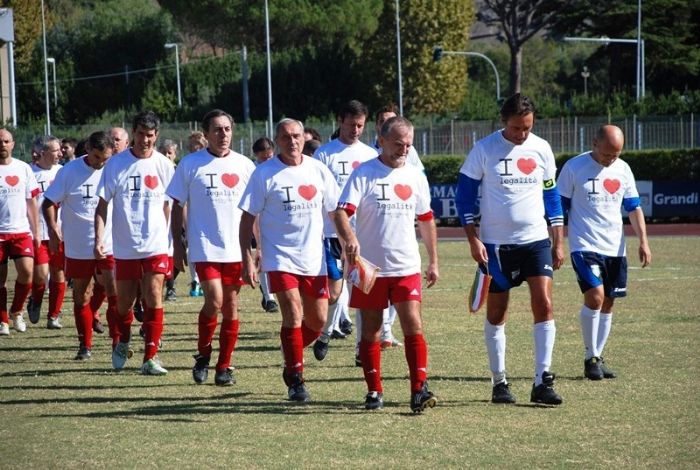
[[9, 114, 699, 161]]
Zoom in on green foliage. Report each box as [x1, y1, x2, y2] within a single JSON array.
[[423, 149, 700, 184]]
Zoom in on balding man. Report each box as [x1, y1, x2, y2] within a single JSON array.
[[557, 125, 651, 381], [110, 127, 130, 154]]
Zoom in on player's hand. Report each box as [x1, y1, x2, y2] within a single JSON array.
[[468, 237, 488, 264], [255, 249, 262, 271], [242, 258, 259, 288], [552, 243, 565, 270], [48, 230, 62, 254], [94, 242, 106, 260], [639, 242, 652, 267], [424, 262, 439, 288]]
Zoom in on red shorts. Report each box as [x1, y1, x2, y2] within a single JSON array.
[[35, 240, 65, 268], [349, 273, 422, 309], [115, 254, 170, 281], [268, 271, 329, 299], [0, 233, 34, 263], [195, 262, 244, 287], [65, 256, 116, 279], [167, 256, 174, 279]]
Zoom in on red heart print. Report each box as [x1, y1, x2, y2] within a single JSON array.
[[603, 178, 620, 194], [5, 175, 19, 186], [298, 184, 317, 201], [517, 158, 536, 175], [144, 175, 159, 189], [221, 173, 239, 188], [394, 184, 412, 201], [352, 161, 360, 169]]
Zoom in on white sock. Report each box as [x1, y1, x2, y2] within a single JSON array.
[[579, 305, 600, 360], [259, 272, 272, 302], [381, 305, 398, 340], [339, 284, 352, 323], [322, 300, 343, 337], [354, 309, 362, 353], [597, 312, 613, 356], [484, 319, 507, 385], [533, 320, 556, 386], [333, 286, 349, 330]]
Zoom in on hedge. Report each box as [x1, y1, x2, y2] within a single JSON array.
[[422, 148, 700, 184]]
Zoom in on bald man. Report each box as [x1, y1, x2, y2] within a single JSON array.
[[557, 125, 651, 381]]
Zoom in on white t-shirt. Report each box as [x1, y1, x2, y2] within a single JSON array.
[[238, 155, 340, 276], [460, 130, 557, 245], [339, 158, 432, 277], [97, 149, 174, 259], [0, 159, 39, 234], [32, 162, 62, 241], [557, 152, 639, 256], [44, 156, 113, 259], [167, 149, 256, 263], [313, 139, 377, 237]]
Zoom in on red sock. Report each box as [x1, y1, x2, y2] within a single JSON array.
[[48, 281, 66, 319], [118, 309, 133, 343], [11, 282, 32, 314], [106, 296, 119, 347], [197, 312, 218, 357], [217, 319, 240, 371], [404, 334, 428, 393], [74, 303, 93, 348], [301, 321, 321, 347], [89, 281, 107, 320], [360, 340, 383, 393], [0, 287, 8, 323], [143, 307, 164, 361], [280, 326, 304, 375], [32, 282, 46, 305]]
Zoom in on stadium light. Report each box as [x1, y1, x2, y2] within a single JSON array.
[[433, 47, 500, 104]]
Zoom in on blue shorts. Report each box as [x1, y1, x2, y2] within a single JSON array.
[[486, 238, 554, 293], [324, 238, 343, 281], [571, 251, 628, 298]]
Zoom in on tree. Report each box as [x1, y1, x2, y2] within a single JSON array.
[[362, 0, 474, 116], [477, 0, 569, 96]]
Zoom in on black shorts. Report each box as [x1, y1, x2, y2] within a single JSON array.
[[486, 238, 554, 293], [571, 251, 628, 298]]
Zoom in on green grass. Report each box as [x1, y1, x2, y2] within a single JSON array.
[[1, 237, 699, 469]]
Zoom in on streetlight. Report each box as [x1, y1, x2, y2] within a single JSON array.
[[164, 43, 182, 107], [46, 57, 56, 106], [264, 0, 273, 137], [40, 0, 50, 134], [395, 0, 403, 115], [433, 46, 501, 104], [581, 66, 590, 96], [564, 36, 645, 102]]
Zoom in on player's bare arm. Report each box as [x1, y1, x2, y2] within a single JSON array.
[[332, 208, 360, 262], [629, 207, 651, 267], [26, 197, 41, 249], [239, 210, 259, 287], [93, 197, 109, 259], [170, 201, 186, 271], [464, 224, 488, 264], [550, 225, 565, 270], [41, 197, 62, 253], [418, 218, 439, 288]]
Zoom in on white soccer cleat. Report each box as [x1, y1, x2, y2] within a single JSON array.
[[12, 313, 27, 333], [141, 358, 168, 376], [112, 341, 131, 370], [0, 322, 10, 335]]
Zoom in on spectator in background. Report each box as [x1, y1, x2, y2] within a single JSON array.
[[60, 137, 78, 165], [304, 127, 322, 143], [110, 127, 130, 154]]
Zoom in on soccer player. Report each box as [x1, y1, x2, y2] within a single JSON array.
[[95, 111, 174, 375], [334, 116, 439, 412], [0, 128, 40, 335], [456, 93, 565, 405], [167, 109, 256, 386], [239, 118, 340, 402], [28, 136, 66, 329], [557, 125, 651, 380], [311, 100, 377, 362], [43, 131, 117, 359]]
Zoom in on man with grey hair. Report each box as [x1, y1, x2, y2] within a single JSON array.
[[110, 127, 130, 154], [27, 135, 66, 329], [239, 118, 340, 403]]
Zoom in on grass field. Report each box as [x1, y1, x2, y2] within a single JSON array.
[[1, 236, 698, 469]]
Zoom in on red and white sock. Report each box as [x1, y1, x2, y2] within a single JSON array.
[[11, 282, 32, 315], [301, 321, 321, 347], [31, 282, 46, 305], [74, 303, 93, 349], [216, 318, 240, 371], [143, 307, 164, 361], [48, 280, 66, 319], [118, 309, 133, 343], [0, 286, 8, 323], [197, 312, 218, 358], [360, 340, 383, 393], [280, 326, 303, 375], [106, 295, 119, 347], [404, 334, 428, 393], [89, 281, 107, 320]]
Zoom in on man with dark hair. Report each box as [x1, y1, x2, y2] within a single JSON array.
[[0, 128, 40, 335], [456, 93, 565, 405], [43, 131, 117, 359], [60, 138, 78, 165], [558, 125, 651, 380], [311, 100, 377, 362], [95, 110, 174, 375], [334, 116, 439, 412], [239, 118, 340, 402], [168, 109, 256, 386], [28, 136, 66, 329]]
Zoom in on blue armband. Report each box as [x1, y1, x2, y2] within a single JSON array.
[[543, 182, 564, 226], [456, 173, 481, 226], [623, 196, 641, 212]]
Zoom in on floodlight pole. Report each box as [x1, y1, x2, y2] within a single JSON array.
[[434, 48, 501, 104], [164, 43, 182, 107]]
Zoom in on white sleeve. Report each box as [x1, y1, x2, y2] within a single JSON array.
[[238, 169, 265, 215], [556, 161, 574, 199], [460, 144, 484, 180], [166, 161, 189, 205], [415, 171, 432, 216], [321, 165, 340, 212]]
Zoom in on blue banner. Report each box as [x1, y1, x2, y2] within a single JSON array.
[[651, 180, 700, 218]]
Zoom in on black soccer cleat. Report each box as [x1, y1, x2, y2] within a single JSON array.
[[410, 382, 437, 413], [313, 338, 329, 361], [215, 368, 235, 386], [364, 391, 384, 410], [584, 357, 604, 380], [339, 319, 353, 336], [74, 346, 92, 361], [92, 318, 105, 334], [286, 372, 310, 402], [530, 371, 563, 405], [599, 357, 617, 379], [491, 381, 516, 404], [192, 354, 210, 384]]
